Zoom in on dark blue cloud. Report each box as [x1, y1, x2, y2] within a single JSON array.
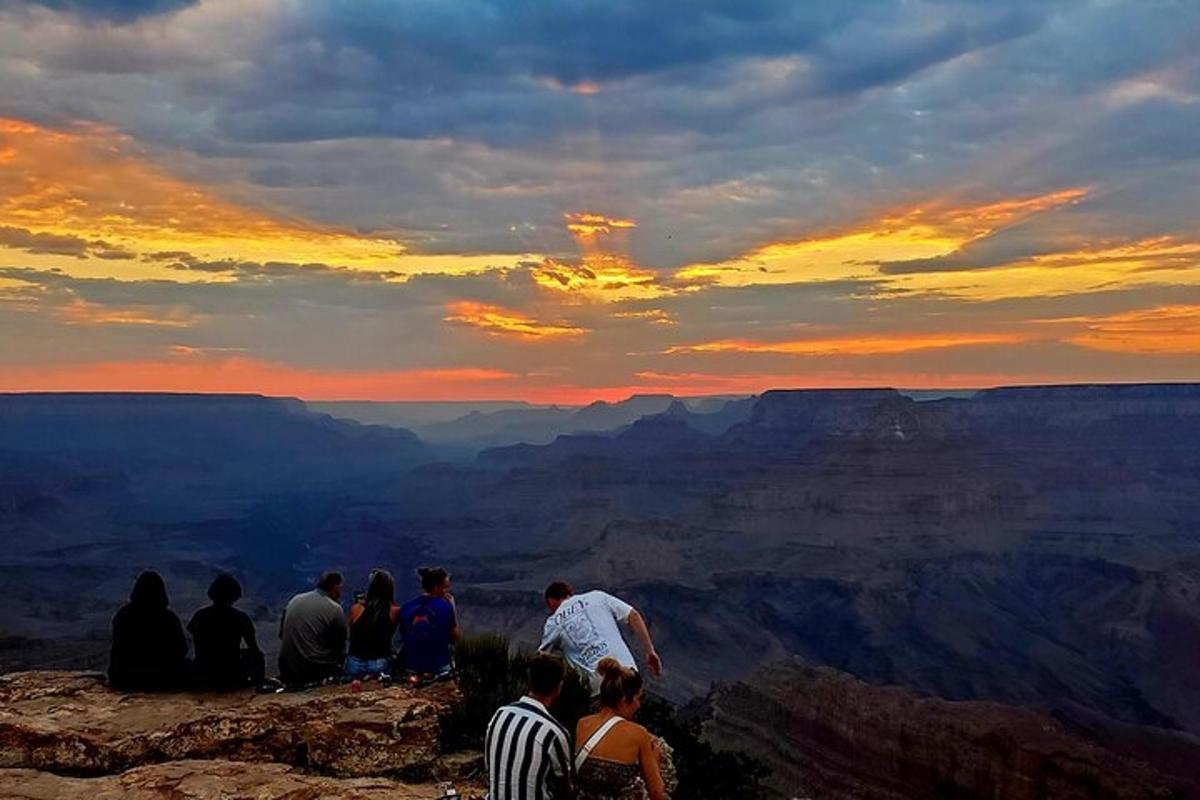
[[9, 0, 197, 22]]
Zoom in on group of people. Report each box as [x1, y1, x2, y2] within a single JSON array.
[[486, 581, 670, 800], [107, 565, 458, 691], [109, 569, 667, 799]]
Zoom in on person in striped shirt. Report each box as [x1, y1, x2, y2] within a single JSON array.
[[485, 653, 574, 800]]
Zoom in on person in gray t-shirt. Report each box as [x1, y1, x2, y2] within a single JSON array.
[[278, 571, 348, 684]]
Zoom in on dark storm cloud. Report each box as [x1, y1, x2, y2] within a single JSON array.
[[6, 0, 197, 22]]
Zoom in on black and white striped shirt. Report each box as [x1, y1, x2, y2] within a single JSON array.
[[485, 696, 573, 800]]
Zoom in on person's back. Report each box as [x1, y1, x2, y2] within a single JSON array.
[[278, 572, 347, 684], [346, 569, 400, 676], [399, 567, 459, 676], [189, 574, 263, 689], [485, 653, 572, 800], [109, 571, 188, 692], [574, 658, 669, 800]]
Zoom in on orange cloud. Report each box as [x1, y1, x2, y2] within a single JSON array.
[[1057, 305, 1200, 354], [59, 298, 197, 328], [443, 301, 587, 338], [0, 117, 534, 280], [666, 332, 1029, 357], [0, 356, 517, 401], [674, 188, 1088, 288], [531, 256, 661, 299], [564, 212, 638, 237]]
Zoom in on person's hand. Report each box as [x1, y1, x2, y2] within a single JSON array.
[[444, 591, 456, 607], [646, 649, 663, 676]]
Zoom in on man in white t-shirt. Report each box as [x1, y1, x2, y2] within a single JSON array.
[[538, 581, 662, 690]]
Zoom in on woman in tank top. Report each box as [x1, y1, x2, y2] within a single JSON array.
[[345, 569, 401, 676], [574, 657, 669, 800]]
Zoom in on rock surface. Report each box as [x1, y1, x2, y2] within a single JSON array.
[[0, 671, 456, 779], [705, 658, 1200, 800], [3, 759, 454, 799]]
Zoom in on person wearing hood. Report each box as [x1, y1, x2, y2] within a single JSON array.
[[108, 571, 189, 691]]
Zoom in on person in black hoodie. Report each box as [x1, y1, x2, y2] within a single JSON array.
[[108, 571, 188, 691], [188, 573, 264, 689]]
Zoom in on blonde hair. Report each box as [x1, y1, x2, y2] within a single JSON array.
[[596, 657, 643, 708]]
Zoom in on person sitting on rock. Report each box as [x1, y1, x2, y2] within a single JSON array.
[[398, 566, 460, 679], [574, 658, 670, 800], [485, 652, 573, 800], [187, 573, 265, 690], [108, 570, 189, 691], [345, 568, 401, 677], [539, 581, 662, 694], [278, 571, 348, 685]]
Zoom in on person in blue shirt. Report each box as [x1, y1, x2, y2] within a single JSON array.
[[399, 566, 461, 679]]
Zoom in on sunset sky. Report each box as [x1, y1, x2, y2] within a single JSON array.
[[1, 0, 1197, 402]]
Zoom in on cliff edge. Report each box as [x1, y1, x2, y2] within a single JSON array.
[[0, 671, 482, 799]]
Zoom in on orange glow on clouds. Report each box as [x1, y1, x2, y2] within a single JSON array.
[[0, 356, 517, 401], [667, 332, 1029, 357], [443, 301, 587, 338], [0, 118, 533, 280], [1058, 305, 1200, 354], [674, 188, 1088, 288], [564, 212, 637, 237]]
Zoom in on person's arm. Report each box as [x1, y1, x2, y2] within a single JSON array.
[[538, 618, 560, 653], [549, 729, 573, 799], [639, 730, 668, 800], [329, 606, 349, 656], [625, 608, 661, 675], [446, 598, 461, 643], [169, 613, 188, 661], [241, 612, 261, 654]]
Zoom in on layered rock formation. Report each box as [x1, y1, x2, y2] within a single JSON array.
[[705, 659, 1200, 800], [0, 671, 481, 799]]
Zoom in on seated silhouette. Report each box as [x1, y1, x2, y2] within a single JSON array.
[[188, 573, 265, 690], [108, 571, 189, 691]]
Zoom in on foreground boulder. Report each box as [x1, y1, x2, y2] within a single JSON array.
[[4, 759, 457, 800], [0, 671, 457, 779]]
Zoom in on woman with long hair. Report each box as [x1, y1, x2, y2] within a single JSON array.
[[345, 568, 400, 676], [574, 657, 669, 800], [108, 571, 189, 691]]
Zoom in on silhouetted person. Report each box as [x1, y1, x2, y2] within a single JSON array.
[[485, 653, 573, 800], [345, 568, 401, 677], [540, 581, 662, 694], [399, 566, 460, 678], [188, 573, 264, 689], [108, 571, 188, 691], [278, 571, 348, 685]]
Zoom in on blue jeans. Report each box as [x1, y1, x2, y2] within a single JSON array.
[[344, 655, 390, 677]]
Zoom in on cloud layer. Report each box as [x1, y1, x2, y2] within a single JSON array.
[[0, 0, 1197, 400]]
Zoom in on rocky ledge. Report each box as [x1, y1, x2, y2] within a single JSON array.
[[4, 759, 450, 800], [0, 671, 482, 799]]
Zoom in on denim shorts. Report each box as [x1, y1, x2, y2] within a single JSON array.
[[344, 655, 390, 677]]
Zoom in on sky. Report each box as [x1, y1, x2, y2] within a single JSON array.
[[0, 0, 1197, 403]]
